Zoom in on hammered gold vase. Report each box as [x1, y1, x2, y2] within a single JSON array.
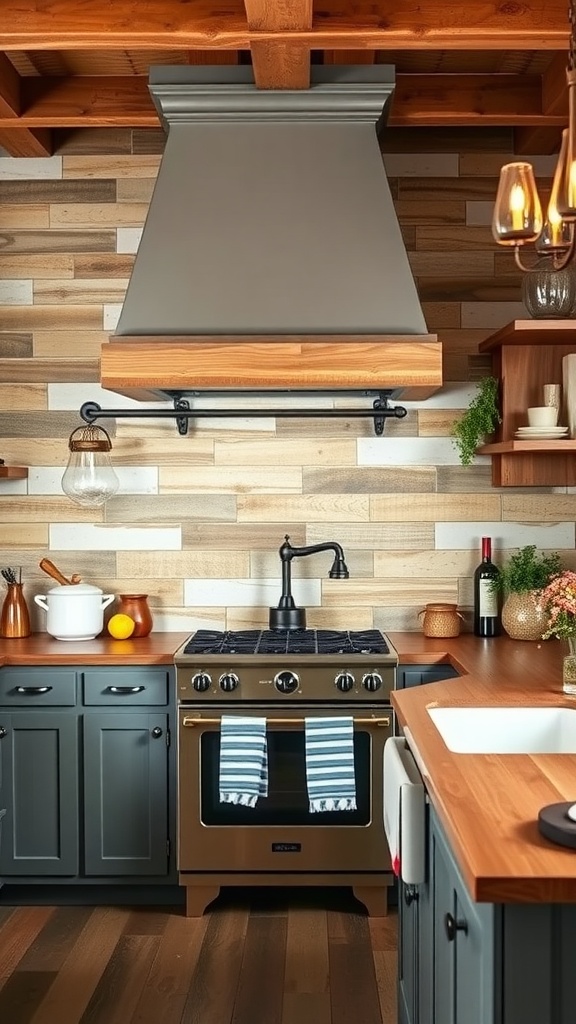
[[501, 591, 548, 641]]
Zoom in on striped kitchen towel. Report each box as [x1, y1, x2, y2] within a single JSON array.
[[304, 716, 357, 813], [219, 715, 268, 807]]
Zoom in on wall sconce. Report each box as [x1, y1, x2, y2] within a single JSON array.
[[61, 425, 119, 507]]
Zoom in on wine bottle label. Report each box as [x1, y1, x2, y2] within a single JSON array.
[[478, 580, 498, 617]]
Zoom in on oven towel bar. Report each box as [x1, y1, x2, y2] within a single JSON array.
[[304, 716, 357, 813], [218, 715, 268, 807]]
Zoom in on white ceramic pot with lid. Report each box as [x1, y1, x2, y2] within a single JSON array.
[[34, 584, 114, 641]]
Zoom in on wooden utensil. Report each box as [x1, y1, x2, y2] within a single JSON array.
[[39, 558, 81, 586]]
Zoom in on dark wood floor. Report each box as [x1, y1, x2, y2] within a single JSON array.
[[0, 887, 397, 1024]]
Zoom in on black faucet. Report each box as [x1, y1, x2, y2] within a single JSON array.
[[269, 534, 349, 631]]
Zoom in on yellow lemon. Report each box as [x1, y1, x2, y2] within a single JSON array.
[[107, 613, 135, 640]]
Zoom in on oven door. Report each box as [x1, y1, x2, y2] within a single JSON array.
[[178, 704, 393, 873]]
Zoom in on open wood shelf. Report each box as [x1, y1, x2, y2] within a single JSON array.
[[477, 320, 576, 486], [478, 439, 576, 454], [0, 467, 28, 479]]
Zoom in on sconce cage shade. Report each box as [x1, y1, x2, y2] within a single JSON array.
[[62, 424, 119, 507], [492, 162, 543, 245], [67, 423, 113, 453]]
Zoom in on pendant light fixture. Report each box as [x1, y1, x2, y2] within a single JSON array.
[[492, 0, 576, 272], [61, 424, 119, 507]]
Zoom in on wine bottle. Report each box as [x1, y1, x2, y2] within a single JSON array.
[[473, 537, 500, 637]]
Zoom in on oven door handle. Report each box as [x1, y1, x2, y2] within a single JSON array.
[[181, 715, 391, 728]]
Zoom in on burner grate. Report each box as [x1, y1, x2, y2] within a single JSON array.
[[181, 628, 389, 656]]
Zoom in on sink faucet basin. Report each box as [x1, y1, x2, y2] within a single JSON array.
[[428, 706, 576, 753]]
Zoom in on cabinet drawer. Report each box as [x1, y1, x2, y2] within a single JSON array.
[[0, 668, 77, 706], [82, 668, 169, 706]]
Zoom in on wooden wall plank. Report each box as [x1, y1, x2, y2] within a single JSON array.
[[0, 231, 116, 254]]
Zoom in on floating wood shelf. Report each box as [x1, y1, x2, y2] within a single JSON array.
[[477, 320, 576, 487], [0, 466, 28, 479], [477, 440, 576, 454]]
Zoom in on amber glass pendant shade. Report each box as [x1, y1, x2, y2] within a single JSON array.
[[492, 163, 543, 245]]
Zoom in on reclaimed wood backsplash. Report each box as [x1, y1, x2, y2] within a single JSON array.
[[1, 127, 575, 633]]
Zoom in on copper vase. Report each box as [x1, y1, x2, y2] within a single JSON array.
[[117, 594, 153, 637], [0, 583, 31, 638]]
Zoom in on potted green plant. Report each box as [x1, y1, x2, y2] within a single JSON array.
[[451, 376, 501, 466], [492, 545, 562, 640]]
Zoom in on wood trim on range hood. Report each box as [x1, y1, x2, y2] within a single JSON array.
[[100, 334, 442, 402]]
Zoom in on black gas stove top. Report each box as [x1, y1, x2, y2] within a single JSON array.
[[181, 628, 390, 657], [175, 627, 397, 702]]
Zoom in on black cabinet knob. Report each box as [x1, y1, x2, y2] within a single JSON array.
[[0, 726, 6, 739], [444, 912, 468, 942], [151, 727, 163, 738]]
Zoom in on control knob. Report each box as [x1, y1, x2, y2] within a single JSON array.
[[191, 671, 211, 693], [362, 671, 383, 693], [274, 670, 299, 694], [219, 672, 240, 693], [335, 671, 355, 693]]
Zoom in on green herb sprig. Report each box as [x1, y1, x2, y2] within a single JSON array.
[[490, 545, 562, 596], [451, 376, 501, 466]]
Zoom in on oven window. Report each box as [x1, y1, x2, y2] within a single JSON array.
[[200, 728, 371, 826]]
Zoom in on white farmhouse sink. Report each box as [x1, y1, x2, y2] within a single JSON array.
[[428, 706, 576, 754]]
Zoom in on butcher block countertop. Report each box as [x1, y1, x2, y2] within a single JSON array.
[[0, 632, 190, 665], [388, 631, 576, 905], [2, 629, 576, 904]]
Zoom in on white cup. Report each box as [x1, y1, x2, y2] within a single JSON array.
[[527, 406, 559, 427], [543, 383, 561, 409]]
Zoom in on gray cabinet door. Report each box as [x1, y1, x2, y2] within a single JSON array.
[[397, 665, 460, 689], [417, 840, 434, 1024], [398, 883, 418, 1024], [0, 712, 79, 875], [432, 822, 456, 1024], [431, 811, 494, 1024], [83, 712, 169, 876]]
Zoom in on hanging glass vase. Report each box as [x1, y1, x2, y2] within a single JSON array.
[[522, 255, 576, 320], [562, 636, 576, 695]]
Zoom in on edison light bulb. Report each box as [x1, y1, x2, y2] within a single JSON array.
[[61, 425, 119, 507], [509, 183, 525, 232]]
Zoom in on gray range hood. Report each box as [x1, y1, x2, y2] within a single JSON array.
[[100, 65, 441, 405]]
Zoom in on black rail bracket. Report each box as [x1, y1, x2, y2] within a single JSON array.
[[373, 393, 408, 436]]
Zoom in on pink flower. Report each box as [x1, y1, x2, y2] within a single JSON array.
[[540, 571, 576, 639]]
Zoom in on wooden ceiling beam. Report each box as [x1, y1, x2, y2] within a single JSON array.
[[0, 126, 52, 156], [541, 51, 570, 115], [324, 50, 376, 64], [187, 51, 240, 65], [391, 74, 565, 127], [15, 76, 158, 127], [0, 0, 568, 51], [0, 73, 568, 129], [513, 126, 562, 154], [514, 53, 567, 155], [244, 0, 312, 89], [0, 52, 20, 117]]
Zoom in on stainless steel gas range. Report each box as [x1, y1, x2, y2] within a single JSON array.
[[174, 628, 398, 918]]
